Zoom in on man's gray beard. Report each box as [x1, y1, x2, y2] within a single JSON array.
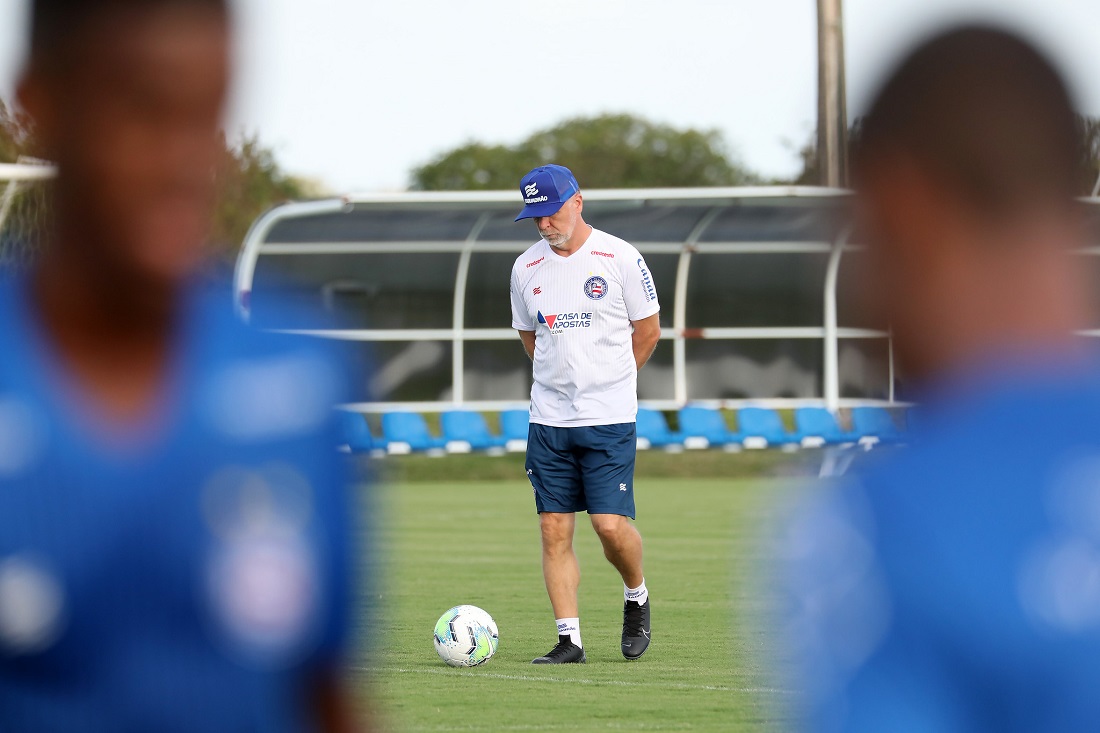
[[542, 233, 568, 248]]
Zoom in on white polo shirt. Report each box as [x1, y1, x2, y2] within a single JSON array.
[[509, 227, 661, 427]]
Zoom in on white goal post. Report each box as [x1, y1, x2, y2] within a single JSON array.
[[0, 160, 56, 266], [0, 160, 55, 231]]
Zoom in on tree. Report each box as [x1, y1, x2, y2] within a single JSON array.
[[790, 115, 1100, 196], [210, 133, 306, 258], [786, 133, 820, 187], [0, 99, 34, 163], [411, 113, 757, 190], [0, 99, 47, 267], [785, 119, 862, 187], [1, 96, 307, 265]]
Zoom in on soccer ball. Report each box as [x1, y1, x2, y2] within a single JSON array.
[[433, 605, 499, 667]]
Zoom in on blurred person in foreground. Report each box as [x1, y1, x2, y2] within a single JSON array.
[[0, 0, 363, 730], [782, 26, 1099, 733]]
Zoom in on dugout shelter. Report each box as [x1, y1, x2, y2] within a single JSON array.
[[232, 187, 1100, 416]]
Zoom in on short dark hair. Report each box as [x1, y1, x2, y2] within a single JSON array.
[[857, 25, 1081, 212], [29, 0, 229, 68]]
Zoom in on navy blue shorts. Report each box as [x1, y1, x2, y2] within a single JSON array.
[[525, 423, 637, 518]]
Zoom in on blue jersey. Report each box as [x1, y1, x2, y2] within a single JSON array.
[[785, 355, 1100, 733], [0, 277, 356, 732]]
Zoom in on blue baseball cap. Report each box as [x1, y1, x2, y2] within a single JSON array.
[[514, 164, 580, 222]]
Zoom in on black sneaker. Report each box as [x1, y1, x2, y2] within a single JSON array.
[[531, 635, 586, 664], [622, 599, 651, 660]]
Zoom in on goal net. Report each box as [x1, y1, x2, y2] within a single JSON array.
[[0, 159, 54, 269]]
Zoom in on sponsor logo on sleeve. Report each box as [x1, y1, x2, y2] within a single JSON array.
[[525, 257, 545, 269], [583, 276, 608, 300], [591, 250, 615, 258], [637, 258, 657, 302]]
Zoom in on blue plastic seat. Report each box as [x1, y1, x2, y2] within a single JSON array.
[[795, 407, 857, 446], [677, 406, 741, 448], [636, 409, 684, 448], [441, 411, 507, 451], [381, 412, 447, 453], [851, 407, 905, 444], [737, 407, 799, 448], [499, 409, 531, 452], [499, 410, 530, 439], [339, 410, 375, 453]]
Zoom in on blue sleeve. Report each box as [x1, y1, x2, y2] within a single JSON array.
[[780, 479, 971, 733], [308, 342, 366, 671], [210, 292, 366, 673], [835, 635, 970, 733], [311, 437, 360, 669]]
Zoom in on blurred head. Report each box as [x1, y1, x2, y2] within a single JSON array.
[[853, 25, 1088, 381], [18, 0, 232, 287], [535, 193, 585, 250]]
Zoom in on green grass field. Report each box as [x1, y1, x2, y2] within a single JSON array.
[[367, 475, 797, 732]]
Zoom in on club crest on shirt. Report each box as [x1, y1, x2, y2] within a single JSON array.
[[584, 276, 608, 300], [201, 464, 322, 666]]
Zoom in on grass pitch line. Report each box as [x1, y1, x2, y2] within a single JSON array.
[[395, 723, 699, 732], [394, 723, 699, 732], [371, 666, 797, 695]]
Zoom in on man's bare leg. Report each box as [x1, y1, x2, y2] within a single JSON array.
[[540, 512, 579, 617], [532, 512, 587, 663], [591, 513, 651, 659], [590, 514, 643, 587]]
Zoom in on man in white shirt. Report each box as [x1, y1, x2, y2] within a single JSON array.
[[509, 164, 662, 664]]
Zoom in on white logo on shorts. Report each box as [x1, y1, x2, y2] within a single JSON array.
[[619, 483, 627, 492]]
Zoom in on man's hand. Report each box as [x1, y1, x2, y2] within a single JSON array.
[[518, 330, 536, 361], [631, 314, 661, 371]]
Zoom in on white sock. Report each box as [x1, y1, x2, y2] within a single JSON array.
[[556, 617, 582, 648], [625, 579, 648, 605]]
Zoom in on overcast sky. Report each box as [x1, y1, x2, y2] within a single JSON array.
[[1, 0, 1097, 193]]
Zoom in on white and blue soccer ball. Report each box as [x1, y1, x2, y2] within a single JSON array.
[[433, 605, 499, 667]]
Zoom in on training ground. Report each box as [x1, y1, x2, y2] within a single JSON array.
[[360, 453, 801, 732]]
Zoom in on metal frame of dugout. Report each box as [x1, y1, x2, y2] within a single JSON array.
[[233, 187, 1100, 416]]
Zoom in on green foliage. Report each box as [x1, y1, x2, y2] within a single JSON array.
[[785, 119, 862, 187], [791, 115, 1100, 194], [371, 477, 793, 731], [787, 135, 819, 187], [411, 113, 758, 190], [0, 100, 47, 268], [410, 142, 530, 192], [0, 99, 35, 162], [0, 95, 307, 266], [211, 133, 306, 259]]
